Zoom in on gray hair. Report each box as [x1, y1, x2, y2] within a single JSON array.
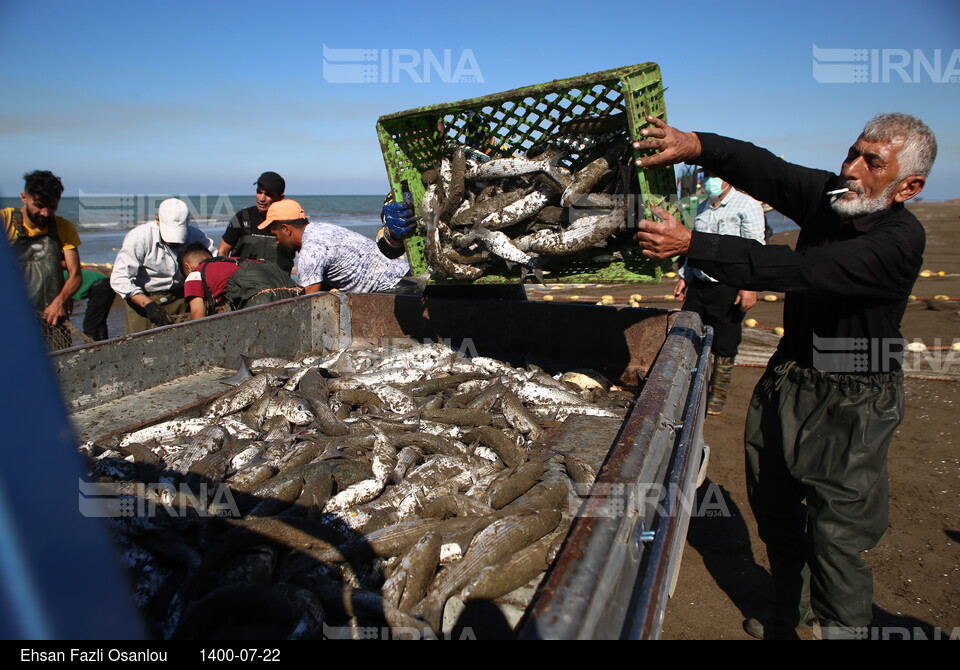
[[861, 113, 937, 179]]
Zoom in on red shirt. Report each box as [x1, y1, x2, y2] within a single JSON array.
[[183, 259, 240, 304]]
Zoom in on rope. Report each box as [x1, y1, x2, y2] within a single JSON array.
[[248, 286, 304, 301]]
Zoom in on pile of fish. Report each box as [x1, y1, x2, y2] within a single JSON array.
[[82, 340, 634, 639], [420, 115, 644, 283]]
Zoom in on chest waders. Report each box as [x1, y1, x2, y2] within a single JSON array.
[[198, 257, 299, 314], [231, 209, 295, 273], [10, 209, 74, 348], [10, 209, 65, 312]]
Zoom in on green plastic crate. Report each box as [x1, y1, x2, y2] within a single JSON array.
[[376, 63, 676, 285]]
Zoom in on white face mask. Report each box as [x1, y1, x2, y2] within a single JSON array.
[[703, 177, 725, 198]]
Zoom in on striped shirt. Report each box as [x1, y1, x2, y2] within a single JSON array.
[[296, 222, 409, 293], [681, 188, 765, 283]]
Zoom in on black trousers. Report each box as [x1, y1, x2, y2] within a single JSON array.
[[82, 277, 114, 341], [682, 278, 744, 358], [744, 354, 904, 632]]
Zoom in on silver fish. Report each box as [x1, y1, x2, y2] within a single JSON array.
[[474, 189, 550, 231], [515, 202, 625, 256], [276, 390, 314, 425], [169, 424, 228, 476], [474, 229, 535, 267], [118, 418, 211, 449], [466, 154, 572, 189], [561, 156, 611, 208], [424, 203, 484, 281], [415, 509, 562, 630], [204, 373, 276, 419]]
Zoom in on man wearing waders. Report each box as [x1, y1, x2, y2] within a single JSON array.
[[179, 244, 301, 319], [2, 170, 82, 350], [634, 113, 936, 640], [217, 171, 295, 274]]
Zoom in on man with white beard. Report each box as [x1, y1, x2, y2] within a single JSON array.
[[633, 113, 937, 640]]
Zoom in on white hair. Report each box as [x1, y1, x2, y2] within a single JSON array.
[[861, 113, 937, 179]]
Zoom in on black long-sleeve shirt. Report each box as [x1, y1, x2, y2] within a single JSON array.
[[685, 133, 925, 374]]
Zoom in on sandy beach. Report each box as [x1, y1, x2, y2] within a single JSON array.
[[527, 200, 960, 639]]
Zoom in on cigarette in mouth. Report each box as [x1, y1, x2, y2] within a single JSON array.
[[826, 188, 849, 196]]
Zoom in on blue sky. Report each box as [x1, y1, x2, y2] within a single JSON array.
[[0, 0, 957, 200]]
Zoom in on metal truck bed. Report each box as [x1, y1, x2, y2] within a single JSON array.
[[50, 292, 710, 639]]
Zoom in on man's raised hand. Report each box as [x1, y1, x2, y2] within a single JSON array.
[[635, 202, 692, 260], [632, 116, 702, 168]]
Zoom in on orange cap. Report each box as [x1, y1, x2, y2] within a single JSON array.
[[257, 199, 306, 229]]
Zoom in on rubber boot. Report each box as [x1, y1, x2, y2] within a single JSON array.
[[744, 558, 816, 639], [706, 356, 735, 416]]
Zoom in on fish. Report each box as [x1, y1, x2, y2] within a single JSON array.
[[420, 493, 494, 520], [366, 385, 416, 415], [327, 367, 425, 392], [421, 184, 484, 281], [323, 477, 387, 514], [407, 123, 650, 283], [460, 527, 566, 602], [500, 391, 543, 439], [99, 340, 637, 638], [415, 509, 562, 630], [168, 424, 228, 476], [561, 156, 612, 208], [465, 426, 527, 469], [450, 188, 530, 228], [438, 148, 466, 222], [204, 373, 277, 420], [465, 153, 572, 190], [474, 189, 551, 231], [420, 408, 492, 427], [484, 460, 545, 509], [241, 355, 292, 371], [118, 418, 211, 449], [510, 379, 588, 406], [391, 446, 423, 484], [427, 218, 485, 281], [247, 477, 304, 518], [516, 202, 626, 256], [275, 390, 314, 426], [400, 372, 489, 397], [217, 358, 253, 386], [316, 583, 435, 635], [227, 462, 278, 494], [564, 452, 598, 486], [394, 531, 443, 612], [474, 229, 535, 267]]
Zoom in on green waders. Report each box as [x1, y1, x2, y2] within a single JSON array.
[[10, 210, 72, 349], [223, 260, 300, 309], [196, 258, 300, 316], [744, 354, 904, 639], [232, 232, 295, 274]]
